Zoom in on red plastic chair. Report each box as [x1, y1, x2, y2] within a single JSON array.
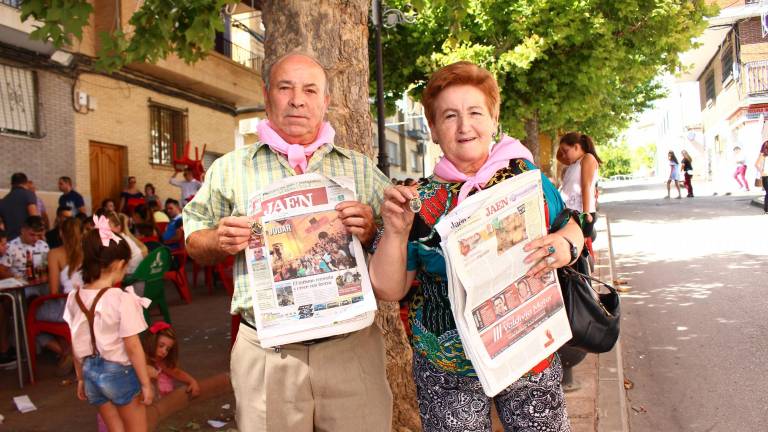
[[26, 294, 70, 382], [163, 228, 192, 304]]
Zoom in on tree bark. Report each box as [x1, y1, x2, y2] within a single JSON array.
[[262, 2, 421, 430], [523, 113, 540, 164]]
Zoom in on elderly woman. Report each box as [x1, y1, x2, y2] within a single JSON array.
[[369, 61, 584, 432]]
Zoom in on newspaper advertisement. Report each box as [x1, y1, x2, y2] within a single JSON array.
[[244, 173, 377, 347], [435, 169, 572, 396]]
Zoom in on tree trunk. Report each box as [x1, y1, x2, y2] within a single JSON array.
[[523, 113, 540, 164], [262, 2, 421, 431]]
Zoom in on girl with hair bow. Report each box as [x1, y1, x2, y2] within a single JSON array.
[[143, 321, 200, 399]]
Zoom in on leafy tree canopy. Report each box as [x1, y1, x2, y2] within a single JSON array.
[[20, 0, 237, 72], [374, 0, 717, 143]]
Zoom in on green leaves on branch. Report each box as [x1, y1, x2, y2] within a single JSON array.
[[20, 0, 92, 46], [21, 0, 238, 73], [375, 0, 718, 144]]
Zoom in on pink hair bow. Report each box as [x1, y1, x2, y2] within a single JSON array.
[[93, 215, 122, 247], [149, 321, 172, 334]]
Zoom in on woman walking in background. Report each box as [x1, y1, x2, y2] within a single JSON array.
[[733, 146, 750, 192], [559, 132, 601, 240], [756, 141, 768, 214], [681, 150, 694, 198], [666, 151, 682, 199]]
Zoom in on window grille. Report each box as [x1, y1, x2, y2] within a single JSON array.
[[149, 103, 188, 166], [0, 65, 38, 137]]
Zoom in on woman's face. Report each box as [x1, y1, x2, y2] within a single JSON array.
[[558, 143, 583, 164], [430, 85, 496, 173]]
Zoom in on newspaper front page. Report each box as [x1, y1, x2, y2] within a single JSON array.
[[435, 169, 572, 396], [244, 173, 377, 347]]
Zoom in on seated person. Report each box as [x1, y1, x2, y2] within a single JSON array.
[[1, 216, 49, 279], [161, 199, 184, 251], [0, 230, 16, 365], [45, 205, 73, 249]]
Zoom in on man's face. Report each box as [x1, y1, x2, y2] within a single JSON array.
[[58, 179, 71, 193], [165, 204, 180, 218], [264, 55, 330, 145], [20, 228, 44, 245]]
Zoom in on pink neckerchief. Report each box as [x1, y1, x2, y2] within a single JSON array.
[[257, 120, 335, 173], [433, 135, 534, 203]]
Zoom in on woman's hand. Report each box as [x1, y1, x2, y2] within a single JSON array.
[[523, 233, 574, 279], [381, 185, 417, 237]]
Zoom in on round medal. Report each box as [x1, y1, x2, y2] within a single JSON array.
[[409, 197, 422, 213]]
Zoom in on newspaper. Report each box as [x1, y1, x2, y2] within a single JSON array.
[[244, 173, 377, 347], [435, 169, 572, 396]]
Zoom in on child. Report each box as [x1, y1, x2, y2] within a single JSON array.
[[63, 215, 153, 431], [144, 321, 200, 398]]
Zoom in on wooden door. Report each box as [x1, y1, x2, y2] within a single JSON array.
[[89, 142, 125, 212]]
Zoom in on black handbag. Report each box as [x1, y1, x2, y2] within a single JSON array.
[[557, 257, 620, 353]]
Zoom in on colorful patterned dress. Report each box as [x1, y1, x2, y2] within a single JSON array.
[[405, 158, 565, 376]]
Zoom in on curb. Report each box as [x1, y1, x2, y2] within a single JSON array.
[[147, 372, 231, 430], [751, 195, 764, 209], [594, 215, 629, 432]]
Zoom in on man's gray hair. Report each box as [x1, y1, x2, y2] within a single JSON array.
[[262, 50, 331, 96]]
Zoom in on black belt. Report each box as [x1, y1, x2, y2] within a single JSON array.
[[240, 316, 336, 346]]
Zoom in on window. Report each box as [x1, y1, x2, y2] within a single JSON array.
[[705, 71, 716, 102], [0, 64, 39, 137], [387, 140, 401, 166], [149, 103, 188, 165], [411, 151, 420, 171], [721, 46, 734, 83]]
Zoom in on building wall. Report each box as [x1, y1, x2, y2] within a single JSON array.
[[0, 69, 75, 193], [74, 73, 238, 209]]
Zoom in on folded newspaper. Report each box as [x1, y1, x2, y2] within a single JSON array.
[[245, 173, 377, 347], [435, 169, 572, 396]]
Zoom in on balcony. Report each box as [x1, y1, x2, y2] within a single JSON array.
[[214, 35, 264, 73], [744, 60, 768, 97]]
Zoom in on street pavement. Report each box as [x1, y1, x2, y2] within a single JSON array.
[[601, 180, 768, 431]]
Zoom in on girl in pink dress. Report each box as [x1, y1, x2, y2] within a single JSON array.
[[143, 321, 200, 398]]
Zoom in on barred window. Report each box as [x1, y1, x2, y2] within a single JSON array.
[[387, 140, 401, 166], [705, 71, 716, 102], [721, 47, 734, 83], [0, 64, 39, 137], [149, 103, 187, 165]]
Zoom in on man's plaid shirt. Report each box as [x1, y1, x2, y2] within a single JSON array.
[[183, 142, 390, 325]]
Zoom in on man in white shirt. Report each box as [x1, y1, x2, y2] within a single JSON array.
[[169, 168, 202, 207], [1, 216, 49, 278]]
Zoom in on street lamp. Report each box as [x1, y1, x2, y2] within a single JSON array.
[[372, 1, 417, 176]]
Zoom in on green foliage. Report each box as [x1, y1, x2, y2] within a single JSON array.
[[20, 0, 238, 73], [374, 0, 717, 143], [631, 142, 657, 173], [598, 141, 632, 177]]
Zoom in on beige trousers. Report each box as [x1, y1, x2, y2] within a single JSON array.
[[230, 323, 393, 432]]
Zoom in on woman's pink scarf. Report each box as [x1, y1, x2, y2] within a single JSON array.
[[433, 135, 534, 203], [257, 120, 336, 173]]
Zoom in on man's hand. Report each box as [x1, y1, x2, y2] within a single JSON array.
[[336, 201, 377, 248], [217, 216, 251, 255]]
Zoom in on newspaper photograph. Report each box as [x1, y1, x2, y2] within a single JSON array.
[[244, 173, 377, 347], [436, 169, 572, 396]]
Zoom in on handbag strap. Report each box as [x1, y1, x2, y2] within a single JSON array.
[[561, 265, 618, 296], [74, 287, 115, 356]]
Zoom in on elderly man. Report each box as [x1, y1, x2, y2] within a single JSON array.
[[184, 51, 392, 432]]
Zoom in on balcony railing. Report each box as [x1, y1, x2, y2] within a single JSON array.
[[214, 36, 264, 74], [0, 0, 21, 9], [745, 60, 768, 97]]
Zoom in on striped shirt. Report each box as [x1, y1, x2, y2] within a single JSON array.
[[183, 141, 390, 325]]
